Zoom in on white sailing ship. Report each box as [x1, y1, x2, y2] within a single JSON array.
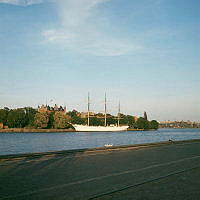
[[73, 94, 128, 132]]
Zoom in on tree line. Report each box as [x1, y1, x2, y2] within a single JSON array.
[[0, 107, 71, 129], [0, 108, 159, 130]]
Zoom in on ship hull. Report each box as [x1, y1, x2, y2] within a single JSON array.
[[73, 125, 128, 132]]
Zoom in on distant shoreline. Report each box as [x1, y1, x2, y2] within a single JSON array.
[[159, 127, 200, 129], [3, 128, 199, 133], [0, 128, 75, 133], [0, 128, 146, 133], [1, 127, 198, 133]]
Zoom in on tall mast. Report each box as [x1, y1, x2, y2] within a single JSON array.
[[87, 92, 90, 126], [104, 93, 107, 127], [118, 101, 120, 127]]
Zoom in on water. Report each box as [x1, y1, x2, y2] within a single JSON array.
[[0, 129, 200, 156]]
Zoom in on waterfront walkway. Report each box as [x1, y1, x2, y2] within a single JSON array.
[[0, 140, 200, 200]]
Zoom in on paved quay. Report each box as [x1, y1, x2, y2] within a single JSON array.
[[0, 140, 200, 200]]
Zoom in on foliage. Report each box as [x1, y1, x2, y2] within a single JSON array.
[[149, 120, 159, 129], [24, 107, 37, 127], [67, 110, 86, 125], [33, 112, 49, 128], [53, 112, 71, 129], [67, 110, 78, 118], [135, 117, 149, 130], [144, 112, 148, 121], [89, 117, 104, 126], [124, 115, 135, 128], [118, 114, 135, 128], [106, 116, 117, 126], [0, 108, 9, 125], [0, 106, 159, 130], [7, 109, 27, 128], [47, 112, 54, 128]]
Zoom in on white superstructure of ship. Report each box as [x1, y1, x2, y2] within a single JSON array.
[[73, 93, 128, 132]]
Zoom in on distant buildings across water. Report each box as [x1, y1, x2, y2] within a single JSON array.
[[37, 104, 67, 114], [159, 120, 200, 128]]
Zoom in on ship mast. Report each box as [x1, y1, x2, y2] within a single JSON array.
[[104, 93, 107, 127], [87, 92, 90, 126], [118, 101, 120, 127]]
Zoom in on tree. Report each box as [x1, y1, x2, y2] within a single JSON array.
[[47, 112, 54, 128], [7, 109, 27, 128], [106, 116, 117, 126], [149, 120, 159, 130], [24, 107, 37, 127], [118, 114, 126, 125], [34, 112, 49, 128], [136, 117, 149, 130], [53, 112, 71, 129], [67, 110, 78, 118], [125, 115, 135, 128], [67, 110, 86, 125], [89, 117, 104, 126], [144, 111, 148, 121], [118, 114, 135, 128], [0, 108, 9, 125]]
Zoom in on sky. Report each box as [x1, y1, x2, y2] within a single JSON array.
[[0, 0, 200, 121]]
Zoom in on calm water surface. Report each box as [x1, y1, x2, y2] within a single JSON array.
[[0, 128, 200, 155]]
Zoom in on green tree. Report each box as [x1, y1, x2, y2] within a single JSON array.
[[118, 114, 126, 125], [0, 108, 9, 125], [67, 110, 78, 118], [53, 112, 71, 129], [106, 116, 117, 126], [7, 109, 27, 128], [89, 117, 104, 126], [149, 120, 159, 130], [144, 111, 148, 121], [125, 115, 135, 128], [34, 112, 49, 128], [136, 117, 149, 130], [117, 114, 135, 128], [47, 112, 54, 128], [24, 107, 37, 127], [67, 110, 86, 125]]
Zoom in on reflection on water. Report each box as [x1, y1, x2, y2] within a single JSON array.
[[0, 128, 200, 155]]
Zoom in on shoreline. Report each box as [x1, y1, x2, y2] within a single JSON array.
[[0, 128, 145, 133], [1, 127, 198, 133], [0, 128, 75, 133], [0, 138, 199, 159]]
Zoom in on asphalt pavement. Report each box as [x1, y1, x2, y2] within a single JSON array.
[[0, 140, 200, 200]]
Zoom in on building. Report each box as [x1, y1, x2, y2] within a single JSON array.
[[37, 104, 67, 114], [159, 120, 200, 128]]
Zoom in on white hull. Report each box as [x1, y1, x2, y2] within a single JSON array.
[[73, 124, 128, 132]]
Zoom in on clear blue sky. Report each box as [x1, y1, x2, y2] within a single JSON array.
[[0, 0, 200, 121]]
